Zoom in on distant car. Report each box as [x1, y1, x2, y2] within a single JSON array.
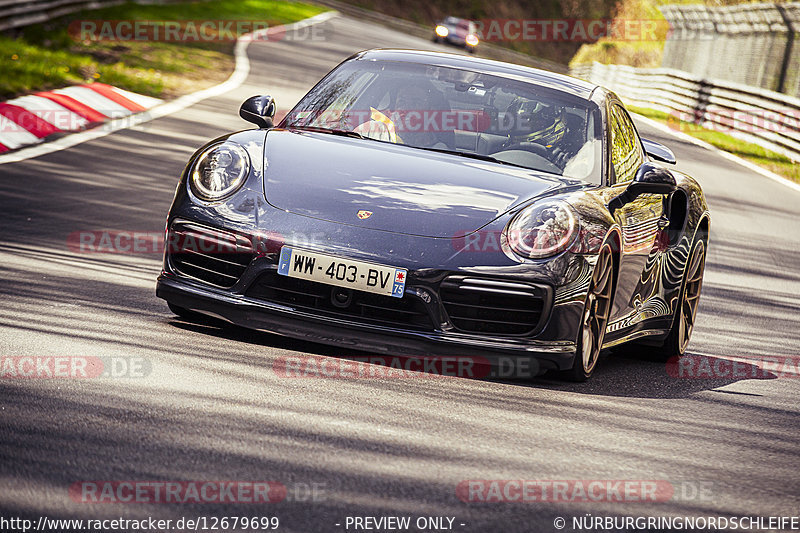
[[157, 49, 710, 381], [434, 16, 479, 53]]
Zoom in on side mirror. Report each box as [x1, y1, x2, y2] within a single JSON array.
[[608, 162, 677, 215], [239, 95, 276, 128], [641, 138, 676, 165]]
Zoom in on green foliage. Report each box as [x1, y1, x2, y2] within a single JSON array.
[[0, 0, 325, 99]]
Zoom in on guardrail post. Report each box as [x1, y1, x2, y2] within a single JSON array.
[[777, 4, 796, 95], [693, 79, 709, 128]]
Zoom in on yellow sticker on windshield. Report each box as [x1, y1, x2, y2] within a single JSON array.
[[370, 107, 398, 143]]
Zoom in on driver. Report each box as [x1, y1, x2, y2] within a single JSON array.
[[506, 99, 569, 161]]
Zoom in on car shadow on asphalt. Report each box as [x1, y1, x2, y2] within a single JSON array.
[[517, 348, 779, 399], [167, 315, 781, 400]]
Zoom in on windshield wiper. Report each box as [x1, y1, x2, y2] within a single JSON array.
[[414, 146, 531, 169], [289, 125, 365, 139]]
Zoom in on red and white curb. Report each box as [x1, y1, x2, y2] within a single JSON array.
[[0, 83, 161, 153]]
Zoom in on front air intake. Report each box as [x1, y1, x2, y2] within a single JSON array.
[[439, 276, 551, 336], [168, 221, 254, 288]]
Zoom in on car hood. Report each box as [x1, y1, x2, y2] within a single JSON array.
[[262, 129, 568, 238]]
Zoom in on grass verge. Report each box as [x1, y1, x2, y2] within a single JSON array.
[[0, 0, 326, 100], [629, 105, 800, 184]]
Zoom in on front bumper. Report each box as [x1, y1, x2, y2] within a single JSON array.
[[157, 275, 577, 371]]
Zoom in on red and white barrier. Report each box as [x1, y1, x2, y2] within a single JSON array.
[[0, 83, 162, 153]]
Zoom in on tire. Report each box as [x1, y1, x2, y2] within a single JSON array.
[[654, 236, 707, 358], [563, 244, 615, 382]]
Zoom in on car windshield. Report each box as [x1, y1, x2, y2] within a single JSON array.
[[282, 60, 603, 184]]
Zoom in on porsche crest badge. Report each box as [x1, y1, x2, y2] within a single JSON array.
[[357, 210, 373, 220]]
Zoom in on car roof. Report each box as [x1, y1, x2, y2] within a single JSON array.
[[352, 49, 598, 99]]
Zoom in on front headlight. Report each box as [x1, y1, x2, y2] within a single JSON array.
[[466, 34, 479, 46], [435, 25, 449, 37], [505, 201, 578, 259], [190, 141, 250, 201]]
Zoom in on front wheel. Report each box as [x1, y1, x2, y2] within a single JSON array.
[[655, 237, 707, 358], [563, 244, 615, 382]]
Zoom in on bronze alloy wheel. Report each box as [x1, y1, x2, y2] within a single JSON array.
[[566, 244, 615, 381], [657, 238, 707, 357], [678, 240, 706, 352], [664, 239, 706, 356]]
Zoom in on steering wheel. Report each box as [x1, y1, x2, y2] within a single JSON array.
[[501, 140, 568, 166], [502, 141, 552, 158]]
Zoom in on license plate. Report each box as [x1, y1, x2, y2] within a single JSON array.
[[277, 246, 407, 298]]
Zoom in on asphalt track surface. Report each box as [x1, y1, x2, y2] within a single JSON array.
[[1, 14, 799, 533]]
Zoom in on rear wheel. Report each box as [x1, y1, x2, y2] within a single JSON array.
[[564, 244, 615, 382], [655, 237, 706, 357]]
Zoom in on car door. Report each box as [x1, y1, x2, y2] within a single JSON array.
[[606, 102, 667, 330]]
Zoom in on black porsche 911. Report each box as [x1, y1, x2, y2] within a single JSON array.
[[156, 49, 709, 381]]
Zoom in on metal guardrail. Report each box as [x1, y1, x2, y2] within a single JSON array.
[[659, 2, 800, 97], [572, 62, 800, 162], [0, 0, 128, 32]]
